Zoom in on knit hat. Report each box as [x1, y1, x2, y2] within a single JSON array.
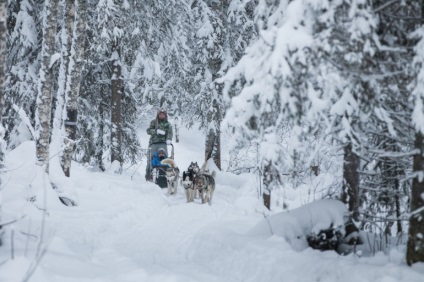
[[157, 108, 168, 120]]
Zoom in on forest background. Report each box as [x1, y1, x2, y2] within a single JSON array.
[[0, 0, 424, 274]]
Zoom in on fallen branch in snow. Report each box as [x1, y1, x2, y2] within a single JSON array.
[[0, 215, 26, 228]]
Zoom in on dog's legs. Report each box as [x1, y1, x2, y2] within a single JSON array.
[[205, 191, 209, 205], [201, 189, 206, 204], [168, 182, 173, 195], [208, 189, 213, 205], [184, 188, 189, 202], [174, 179, 178, 195], [190, 188, 194, 202]]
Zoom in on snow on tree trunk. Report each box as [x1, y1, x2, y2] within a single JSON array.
[[62, 0, 86, 177], [111, 41, 122, 168], [213, 123, 221, 170], [341, 141, 361, 222], [53, 0, 75, 177], [35, 0, 59, 173], [202, 0, 225, 171], [205, 98, 222, 170], [406, 131, 424, 265], [262, 161, 279, 211]]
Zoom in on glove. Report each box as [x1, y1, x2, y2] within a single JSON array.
[[166, 140, 171, 145], [157, 129, 165, 135]]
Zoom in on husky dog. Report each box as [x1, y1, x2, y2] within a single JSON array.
[[161, 159, 180, 195], [182, 162, 200, 201], [194, 171, 216, 205], [182, 173, 195, 202]]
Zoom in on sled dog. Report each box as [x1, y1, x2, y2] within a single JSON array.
[[194, 170, 216, 205], [182, 162, 201, 201], [161, 159, 180, 195]]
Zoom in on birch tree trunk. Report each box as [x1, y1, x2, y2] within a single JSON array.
[[111, 40, 122, 168], [51, 0, 75, 175], [406, 131, 424, 265], [62, 0, 86, 177], [36, 0, 59, 173]]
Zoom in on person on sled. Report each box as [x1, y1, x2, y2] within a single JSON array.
[[151, 148, 168, 168], [145, 108, 173, 180]]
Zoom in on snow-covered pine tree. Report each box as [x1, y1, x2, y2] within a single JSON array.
[[4, 0, 41, 149], [188, 0, 257, 170], [75, 0, 142, 170], [222, 0, 323, 209], [316, 0, 383, 222], [223, 0, 387, 212], [358, 0, 418, 237], [138, 0, 192, 110]]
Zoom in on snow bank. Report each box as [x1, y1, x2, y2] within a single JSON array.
[[249, 199, 348, 251]]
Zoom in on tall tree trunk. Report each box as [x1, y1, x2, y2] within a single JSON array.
[[62, 0, 86, 177], [407, 131, 424, 265], [212, 118, 221, 169], [111, 41, 122, 167], [36, 0, 59, 173], [341, 142, 361, 221], [263, 162, 272, 211], [406, 0, 424, 266], [0, 0, 7, 246], [54, 0, 75, 175], [395, 179, 403, 234], [205, 97, 221, 170], [204, 0, 225, 170], [96, 97, 105, 171], [0, 0, 6, 160]]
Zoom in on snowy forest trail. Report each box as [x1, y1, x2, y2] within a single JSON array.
[[2, 126, 424, 281], [40, 137, 263, 281]]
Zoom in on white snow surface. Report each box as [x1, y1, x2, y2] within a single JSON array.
[[1, 126, 424, 282]]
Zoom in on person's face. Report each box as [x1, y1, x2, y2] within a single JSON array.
[[158, 152, 165, 159], [158, 112, 166, 120]]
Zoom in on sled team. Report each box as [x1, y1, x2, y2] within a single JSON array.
[[145, 108, 216, 205]]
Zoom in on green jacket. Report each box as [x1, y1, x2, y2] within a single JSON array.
[[146, 119, 173, 145]]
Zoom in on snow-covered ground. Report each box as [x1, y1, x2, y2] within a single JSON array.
[[0, 125, 423, 282]]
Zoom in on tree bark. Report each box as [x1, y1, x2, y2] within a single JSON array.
[[203, 0, 225, 171], [62, 0, 87, 177], [0, 0, 6, 136], [96, 97, 105, 171], [36, 0, 59, 173], [341, 142, 361, 221], [262, 161, 276, 210], [111, 41, 122, 167], [56, 0, 75, 176], [0, 0, 7, 247], [406, 131, 424, 265]]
